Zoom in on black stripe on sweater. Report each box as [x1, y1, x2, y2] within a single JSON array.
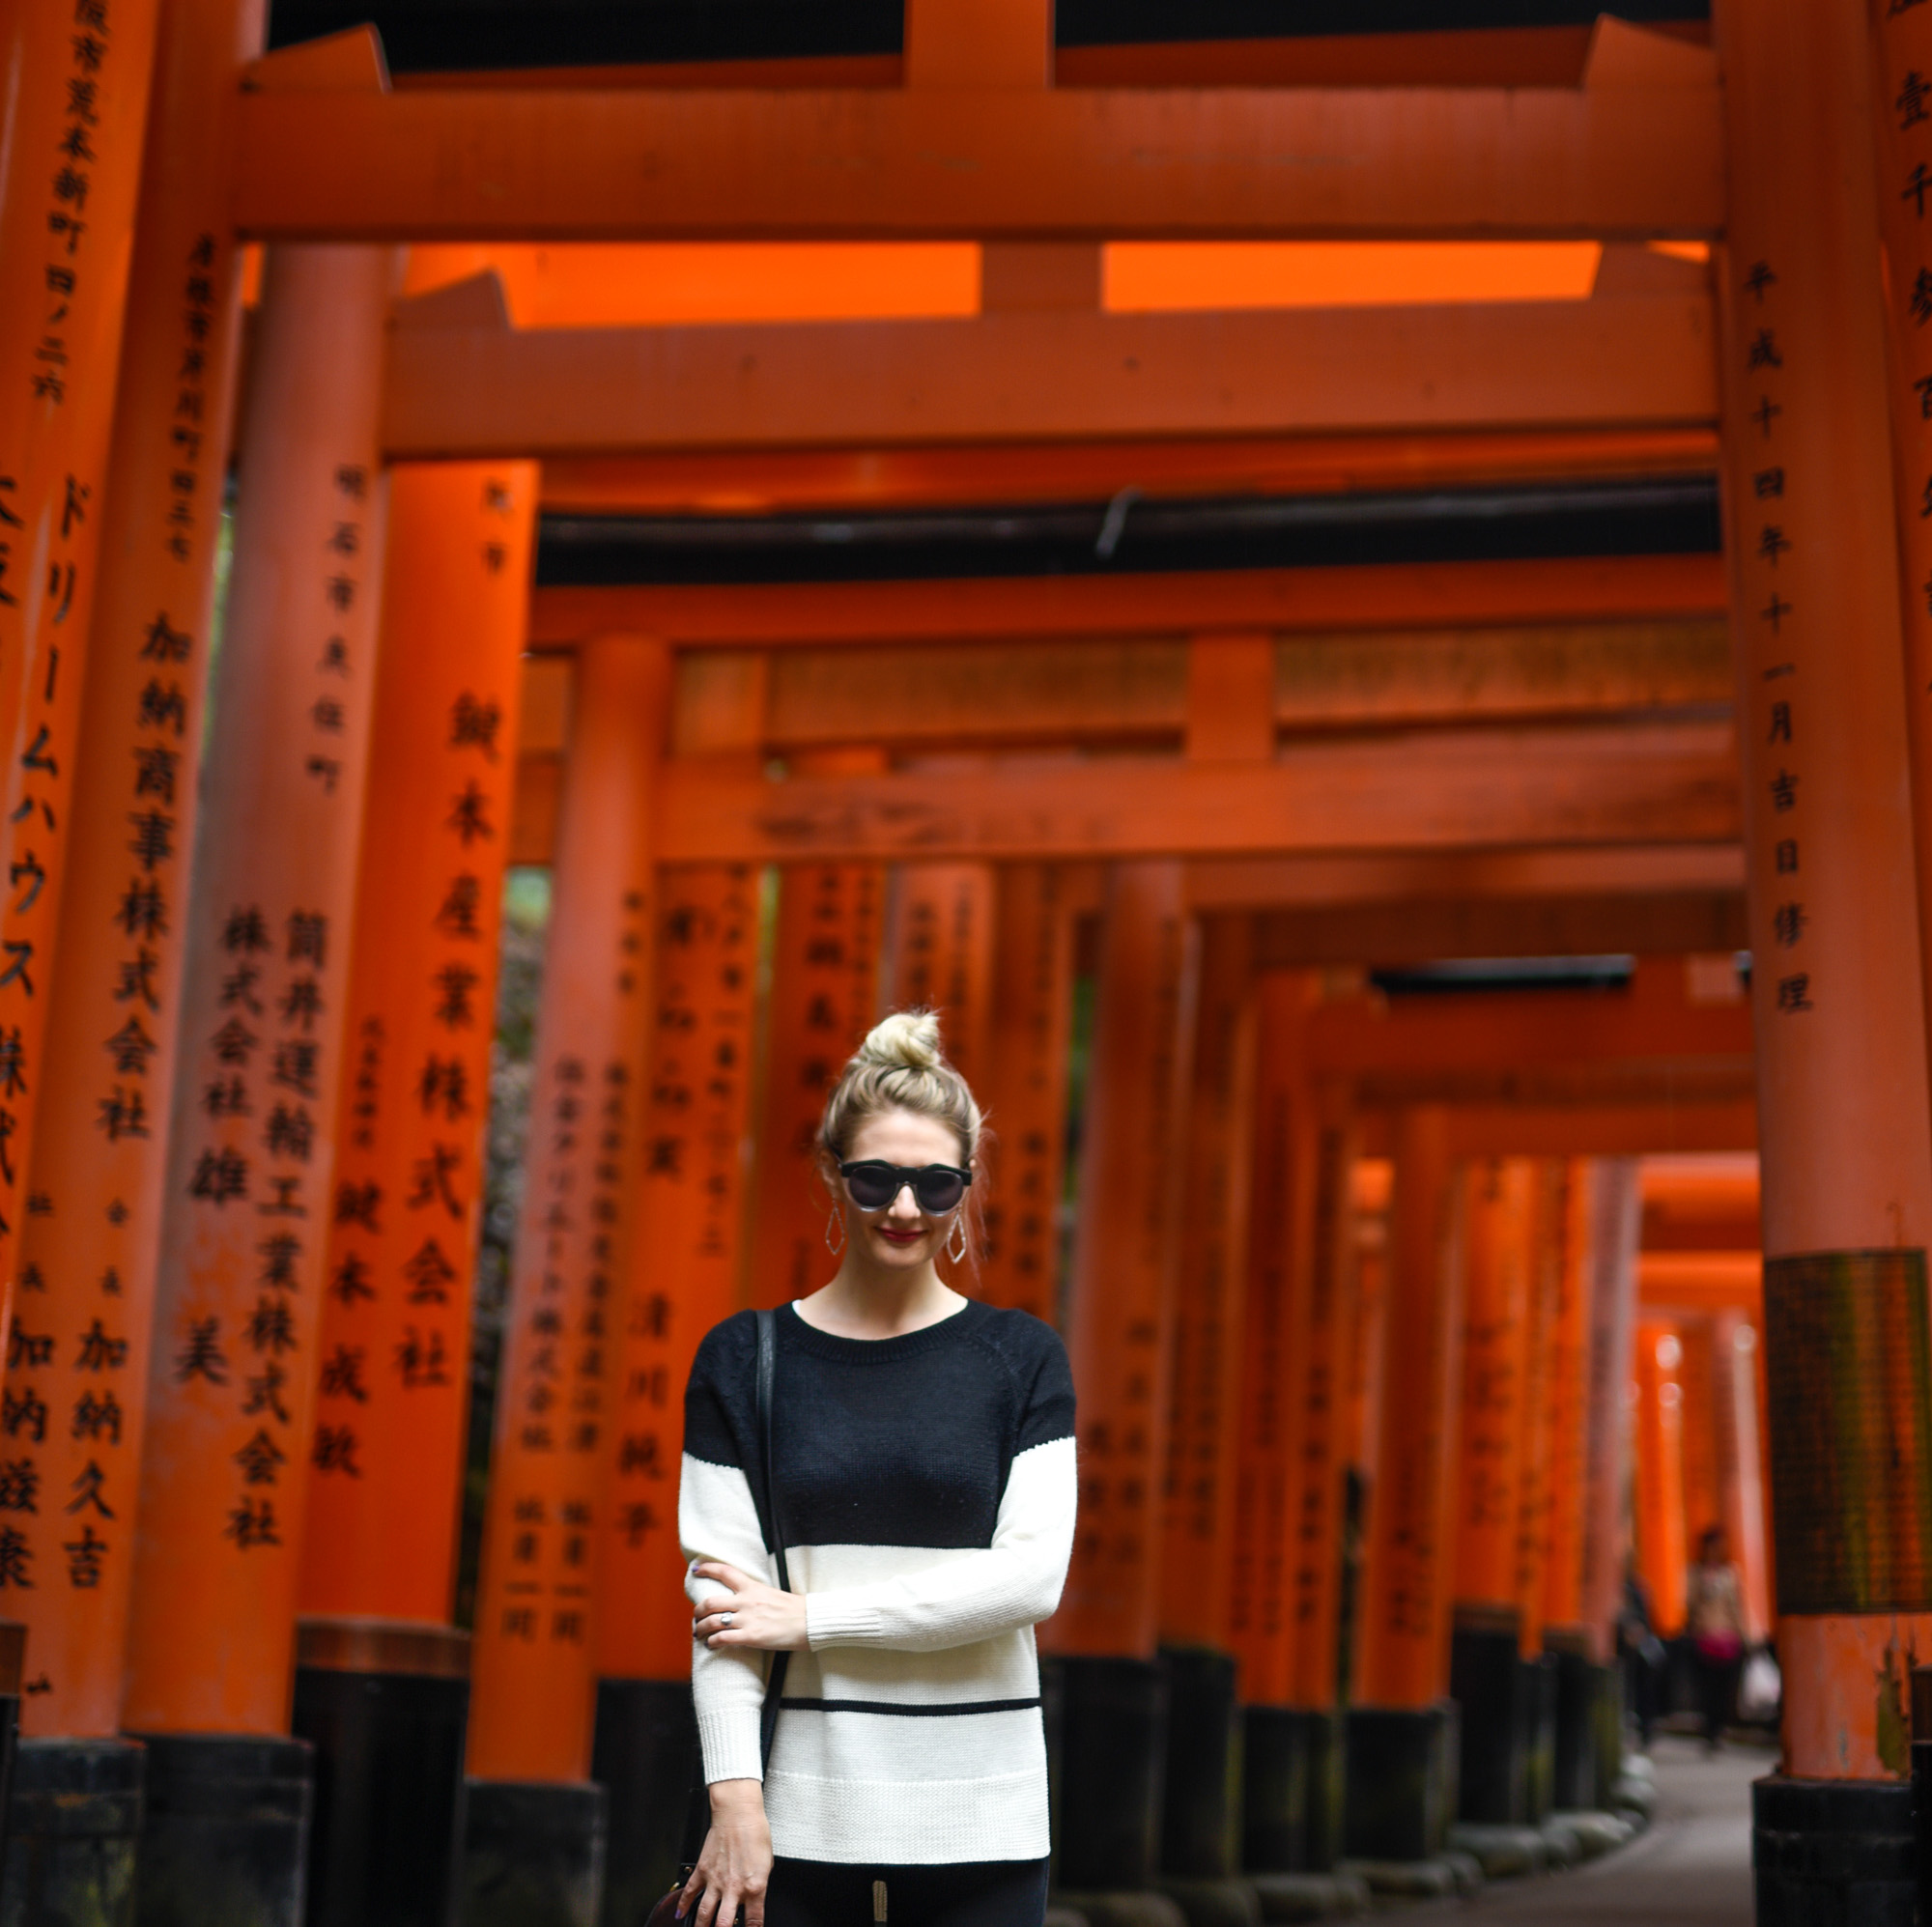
[[779, 1695, 1042, 1717]]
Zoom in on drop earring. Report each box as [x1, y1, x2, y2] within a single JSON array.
[[825, 1203, 846, 1257], [946, 1216, 967, 1265]]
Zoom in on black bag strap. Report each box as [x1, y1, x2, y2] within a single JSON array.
[[753, 1306, 791, 1770]]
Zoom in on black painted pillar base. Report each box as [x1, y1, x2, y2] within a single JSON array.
[[1050, 1655, 1167, 1891], [1238, 1708, 1306, 1874], [1520, 1655, 1557, 1825], [2, 1737, 144, 1927], [1547, 1634, 1601, 1811], [0, 1621, 24, 1906], [1300, 1708, 1344, 1872], [589, 1678, 696, 1927], [291, 1620, 470, 1927], [1344, 1703, 1457, 1864], [1159, 1649, 1239, 1880], [130, 1733, 313, 1927], [1753, 1774, 1916, 1925], [461, 1778, 607, 1927], [1595, 1658, 1626, 1806], [1449, 1607, 1525, 1825]]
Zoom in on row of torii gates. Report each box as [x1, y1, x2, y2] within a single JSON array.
[[4, 0, 1932, 1920]]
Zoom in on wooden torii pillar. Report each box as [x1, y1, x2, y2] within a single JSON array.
[[120, 241, 397, 1923], [462, 638, 667, 1927], [1447, 1157, 1540, 1828], [1712, 0, 1932, 1913], [976, 865, 1074, 1320], [1043, 861, 1196, 1898], [589, 859, 760, 1919], [1533, 1162, 1606, 1812], [290, 453, 537, 1927], [1154, 915, 1255, 1893], [0, 0, 207, 1893], [1349, 1107, 1466, 1864], [1634, 1323, 1689, 1640]]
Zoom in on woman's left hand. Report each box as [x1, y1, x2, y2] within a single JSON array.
[[693, 1561, 810, 1652]]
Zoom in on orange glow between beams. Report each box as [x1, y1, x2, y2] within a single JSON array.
[[392, 241, 1628, 328]]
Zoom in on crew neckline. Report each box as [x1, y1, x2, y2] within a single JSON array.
[[781, 1294, 989, 1363]]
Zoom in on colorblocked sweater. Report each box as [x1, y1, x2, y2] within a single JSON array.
[[680, 1297, 1077, 1865]]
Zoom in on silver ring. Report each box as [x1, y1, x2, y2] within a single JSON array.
[[722, 1611, 734, 1626]]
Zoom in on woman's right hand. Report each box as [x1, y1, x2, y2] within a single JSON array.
[[679, 1780, 772, 1926]]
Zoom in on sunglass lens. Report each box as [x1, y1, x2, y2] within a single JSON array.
[[845, 1165, 898, 1209], [916, 1171, 965, 1214]]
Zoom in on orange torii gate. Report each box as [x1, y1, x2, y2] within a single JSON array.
[[24, 0, 1932, 1914]]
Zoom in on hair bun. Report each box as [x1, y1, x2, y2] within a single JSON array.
[[858, 1008, 946, 1072]]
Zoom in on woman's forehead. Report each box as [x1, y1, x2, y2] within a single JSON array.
[[846, 1107, 964, 1163]]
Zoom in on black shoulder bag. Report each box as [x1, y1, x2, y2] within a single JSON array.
[[648, 1309, 791, 1927]]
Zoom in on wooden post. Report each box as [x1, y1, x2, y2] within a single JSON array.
[[298, 459, 535, 1624], [1448, 1155, 1536, 1827], [285, 458, 534, 1925], [1539, 1163, 1594, 1642], [1715, 8, 1932, 1895], [1156, 914, 1253, 1884], [1634, 1322, 1689, 1639], [745, 848, 883, 1311], [1228, 972, 1317, 1874], [1350, 1108, 1465, 1863], [1453, 1159, 1536, 1620], [0, 0, 259, 1893], [1046, 860, 1195, 1894], [0, 0, 162, 1340], [1577, 1160, 1641, 1662], [1676, 1318, 1723, 1560], [1512, 1163, 1564, 1658], [1716, 1311, 1773, 1641], [883, 863, 994, 1090], [463, 640, 667, 1927], [117, 242, 397, 1923], [976, 864, 1073, 1321], [591, 861, 759, 1918], [1536, 1160, 1605, 1810]]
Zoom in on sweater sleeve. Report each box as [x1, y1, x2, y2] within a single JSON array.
[[804, 1327, 1077, 1655], [679, 1318, 778, 1785]]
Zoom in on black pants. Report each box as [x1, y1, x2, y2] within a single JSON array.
[[1694, 1649, 1743, 1745], [765, 1856, 1048, 1927]]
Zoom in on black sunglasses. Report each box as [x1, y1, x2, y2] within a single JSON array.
[[839, 1160, 973, 1215]]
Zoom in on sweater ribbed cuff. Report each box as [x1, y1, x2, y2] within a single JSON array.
[[697, 1707, 765, 1785], [807, 1593, 888, 1649]]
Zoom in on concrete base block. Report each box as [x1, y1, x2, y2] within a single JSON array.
[[1611, 1772, 1659, 1822], [2, 1737, 144, 1927], [1053, 1658, 1167, 1892], [1342, 1703, 1457, 1864], [1156, 1876, 1260, 1927], [293, 1659, 468, 1927], [1545, 1809, 1633, 1861], [1446, 1822, 1548, 1879], [590, 1677, 697, 1927], [460, 1779, 606, 1927], [1238, 1709, 1307, 1876], [1334, 1857, 1462, 1900], [1159, 1651, 1240, 1881], [132, 1733, 313, 1927], [1054, 1892, 1187, 1927], [1246, 1872, 1371, 1920], [1754, 1774, 1916, 1926], [1450, 1615, 1528, 1826]]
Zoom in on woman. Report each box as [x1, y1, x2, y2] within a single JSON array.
[[675, 1011, 1077, 1927], [1686, 1524, 1747, 1752]]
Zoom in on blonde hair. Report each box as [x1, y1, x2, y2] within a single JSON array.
[[818, 1008, 982, 1166]]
